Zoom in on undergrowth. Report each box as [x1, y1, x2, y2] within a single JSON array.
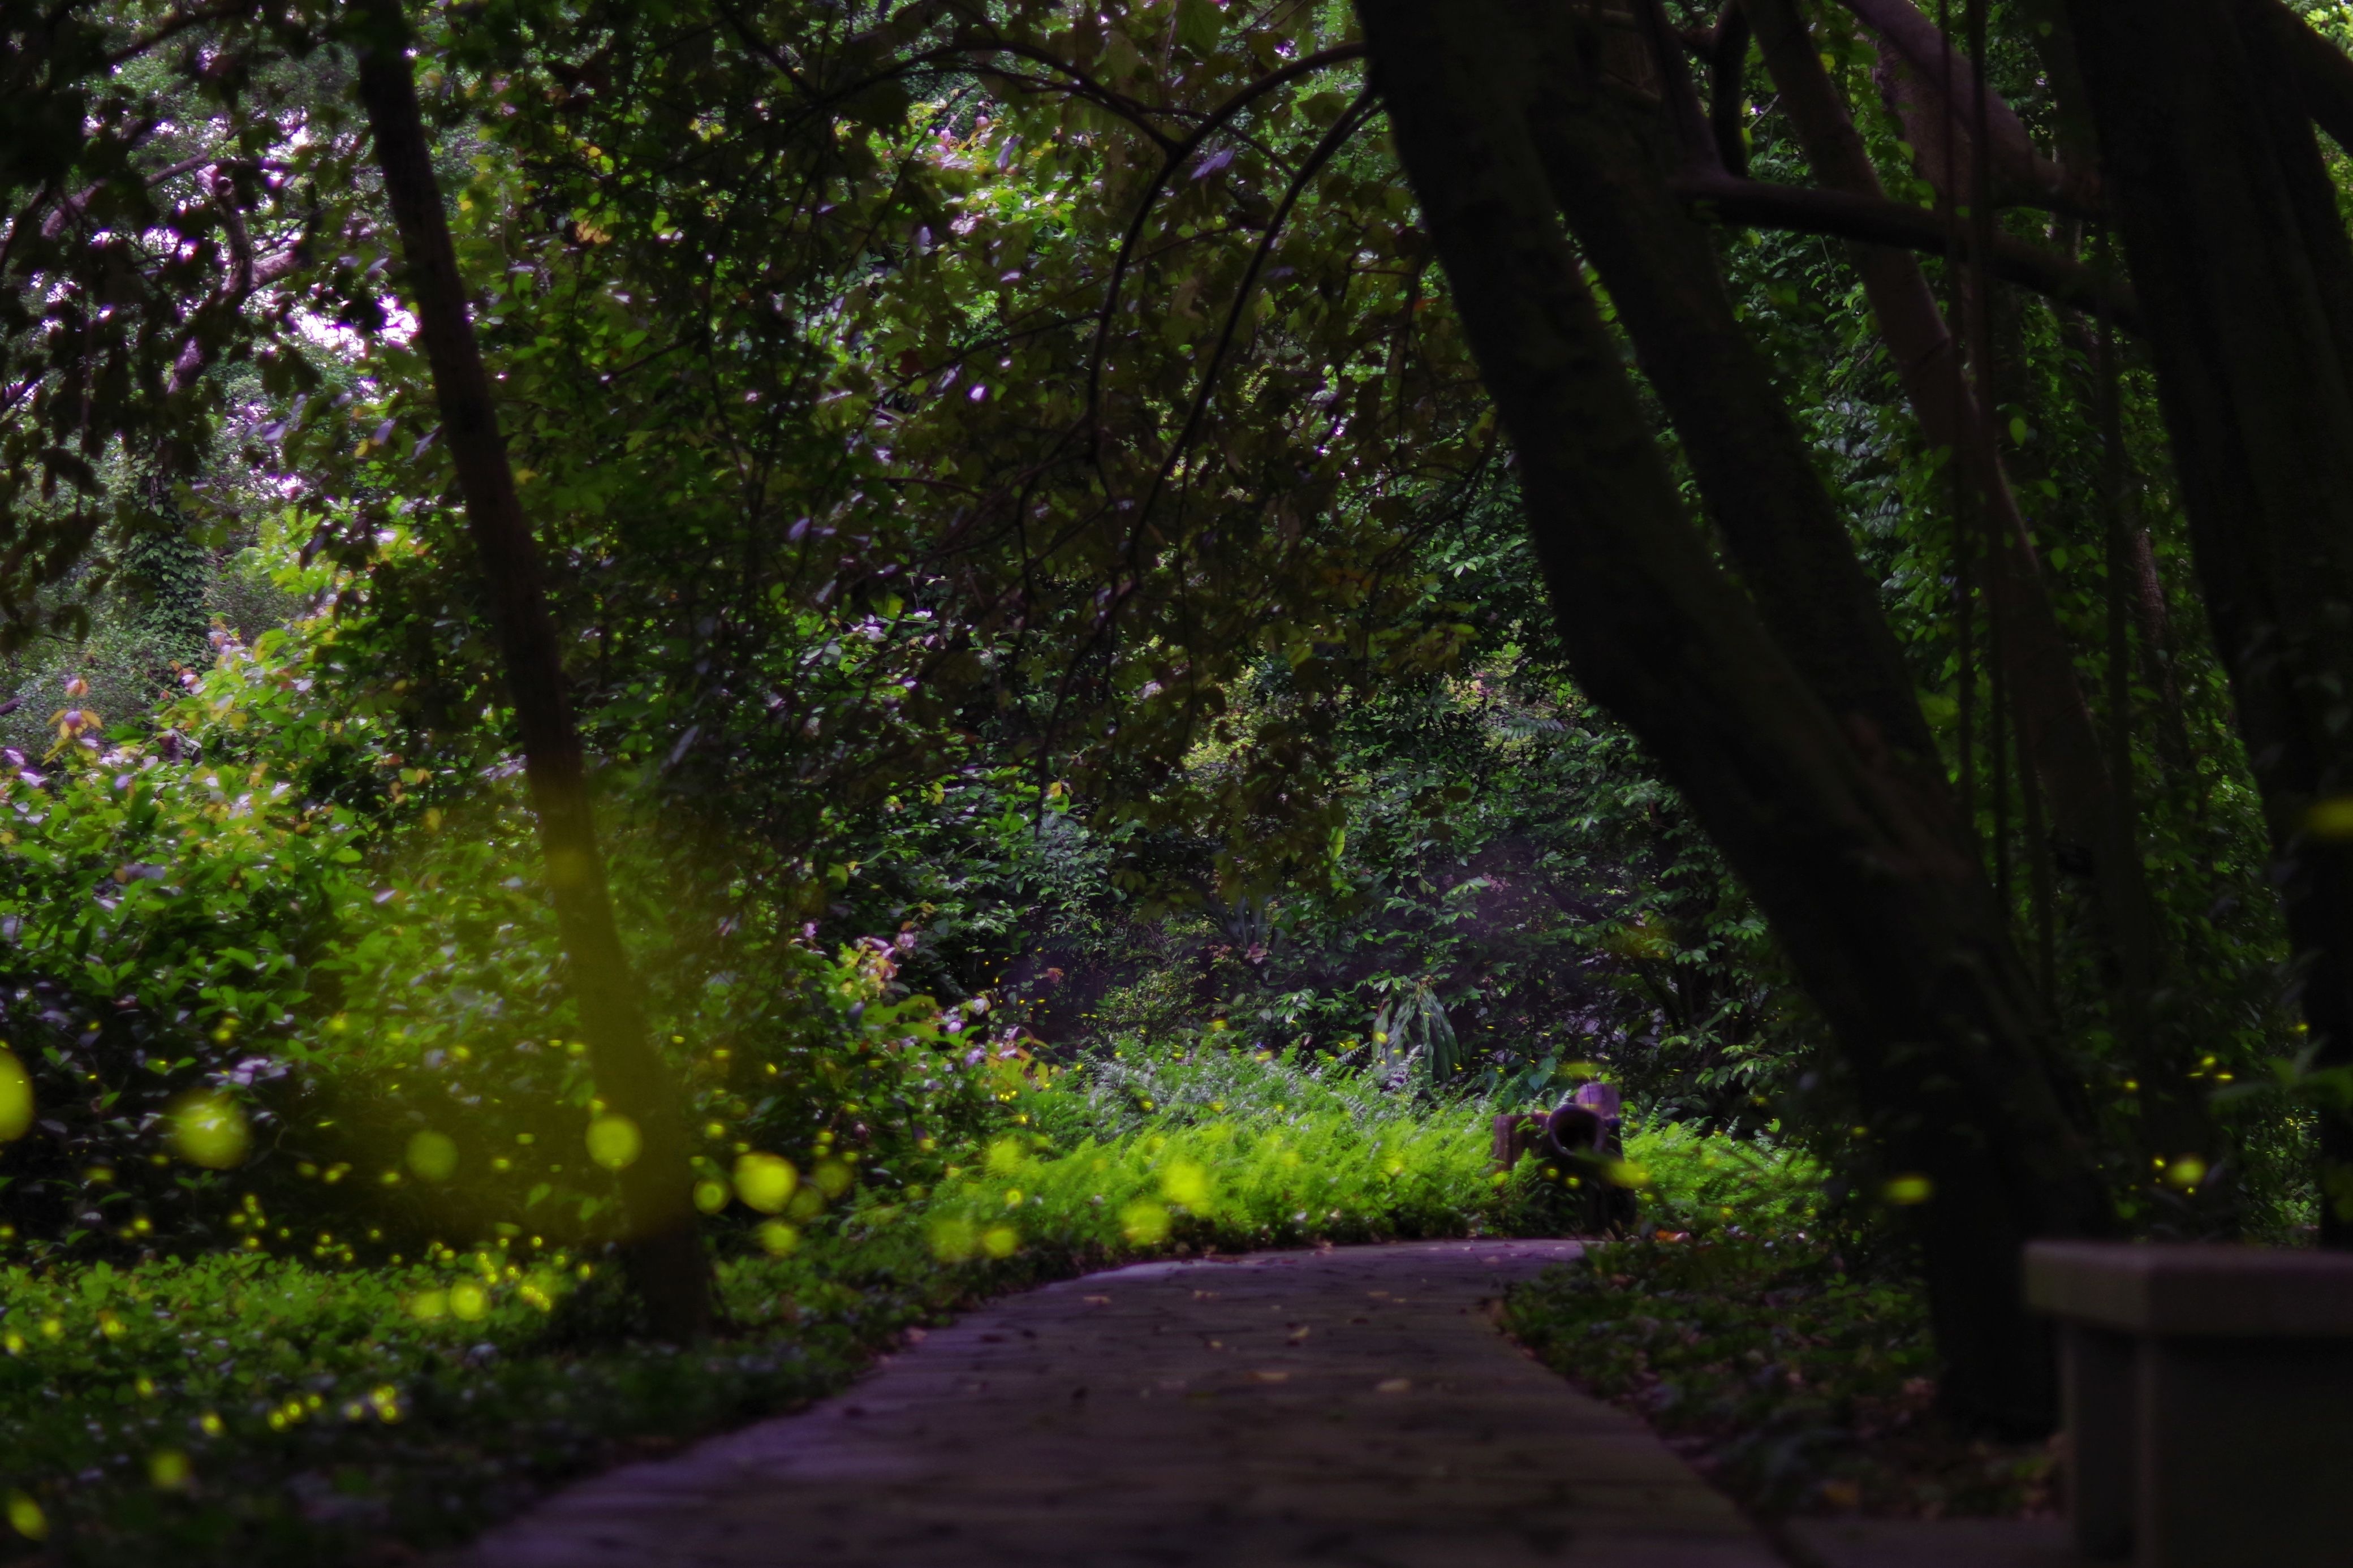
[[1504, 1237, 2054, 1522], [0, 1031, 1832, 1567], [0, 1231, 1037, 1567], [941, 1043, 1501, 1257]]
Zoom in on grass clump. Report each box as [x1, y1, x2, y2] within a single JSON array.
[[1503, 1237, 2053, 1521]]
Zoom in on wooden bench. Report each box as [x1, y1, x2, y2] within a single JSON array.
[[2024, 1240, 2353, 1567]]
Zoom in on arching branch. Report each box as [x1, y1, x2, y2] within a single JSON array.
[[1669, 171, 2143, 330], [1082, 45, 1370, 454], [1147, 88, 1382, 511]]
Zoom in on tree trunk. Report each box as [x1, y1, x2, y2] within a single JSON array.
[[2058, 0, 2353, 1244], [351, 0, 713, 1333], [2126, 519, 2194, 777], [1742, 0, 2200, 1161], [1519, 14, 1945, 782], [1358, 0, 2111, 1429]]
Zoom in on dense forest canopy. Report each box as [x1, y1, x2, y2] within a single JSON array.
[[6, 0, 2353, 1497]]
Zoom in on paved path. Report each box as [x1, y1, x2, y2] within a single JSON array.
[[454, 1240, 1787, 1567]]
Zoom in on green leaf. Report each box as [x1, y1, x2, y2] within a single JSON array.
[[1175, 0, 1224, 51]]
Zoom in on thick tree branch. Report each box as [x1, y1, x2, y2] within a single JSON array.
[[165, 239, 304, 394], [1669, 171, 2141, 330]]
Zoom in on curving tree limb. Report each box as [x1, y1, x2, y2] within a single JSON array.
[[1666, 171, 2141, 330]]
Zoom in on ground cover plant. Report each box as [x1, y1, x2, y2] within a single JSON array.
[[3, 1028, 1741, 1568], [1505, 1237, 2055, 1523], [0, 1240, 949, 1567]]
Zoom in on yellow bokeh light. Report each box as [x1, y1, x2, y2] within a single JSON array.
[[1883, 1173, 1936, 1206], [2308, 796, 2353, 839], [1605, 1160, 1653, 1191], [982, 1225, 1019, 1259], [1160, 1160, 1211, 1211], [1120, 1199, 1171, 1245], [167, 1092, 251, 1170], [408, 1290, 449, 1321], [813, 1158, 854, 1198], [756, 1220, 800, 1255], [0, 1049, 32, 1143], [148, 1450, 191, 1491], [693, 1179, 730, 1215], [733, 1153, 799, 1213], [927, 1215, 977, 1262], [5, 1492, 44, 1541], [405, 1131, 459, 1183], [586, 1114, 642, 1171], [449, 1282, 488, 1320], [2164, 1154, 2209, 1191]]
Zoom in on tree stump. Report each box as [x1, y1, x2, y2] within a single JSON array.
[[1491, 1112, 1545, 1175]]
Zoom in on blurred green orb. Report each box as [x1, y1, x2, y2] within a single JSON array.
[[587, 1114, 642, 1171], [734, 1152, 798, 1213], [406, 1130, 459, 1182], [0, 1050, 31, 1143], [167, 1092, 251, 1170]]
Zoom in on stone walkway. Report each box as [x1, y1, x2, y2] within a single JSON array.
[[452, 1239, 1788, 1567]]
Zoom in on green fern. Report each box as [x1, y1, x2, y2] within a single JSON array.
[[1372, 980, 1463, 1084]]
